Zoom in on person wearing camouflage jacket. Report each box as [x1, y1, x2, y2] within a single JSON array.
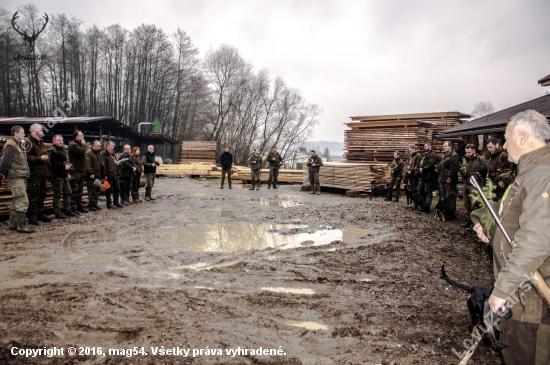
[[248, 149, 262, 191], [387, 151, 404, 202]]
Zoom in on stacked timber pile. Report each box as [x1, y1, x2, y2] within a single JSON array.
[[0, 180, 89, 218], [344, 112, 467, 163], [156, 163, 221, 178], [180, 141, 217, 163], [232, 167, 303, 183], [302, 162, 390, 191], [345, 125, 430, 162]]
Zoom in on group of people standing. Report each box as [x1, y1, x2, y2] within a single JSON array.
[[0, 124, 160, 233], [218, 146, 286, 190], [387, 137, 514, 224], [218, 146, 323, 194]]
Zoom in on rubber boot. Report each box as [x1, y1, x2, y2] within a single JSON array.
[[28, 215, 40, 225], [149, 189, 156, 200], [16, 212, 35, 233], [145, 187, 151, 201], [249, 183, 255, 191], [9, 210, 17, 230]]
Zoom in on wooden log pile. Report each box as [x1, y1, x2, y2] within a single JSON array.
[[180, 141, 217, 163], [345, 118, 462, 163], [0, 180, 89, 218], [232, 167, 303, 183], [156, 163, 221, 177], [302, 162, 391, 191]]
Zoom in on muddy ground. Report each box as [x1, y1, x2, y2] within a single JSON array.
[[0, 177, 505, 365]]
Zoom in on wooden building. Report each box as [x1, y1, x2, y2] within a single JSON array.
[[436, 94, 550, 152], [344, 112, 470, 163]]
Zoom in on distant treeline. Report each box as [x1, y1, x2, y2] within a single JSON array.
[[0, 4, 321, 164]]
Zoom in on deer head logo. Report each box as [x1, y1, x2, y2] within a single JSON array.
[[12, 10, 48, 56]]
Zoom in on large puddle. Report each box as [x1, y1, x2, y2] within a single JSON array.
[[159, 223, 378, 253]]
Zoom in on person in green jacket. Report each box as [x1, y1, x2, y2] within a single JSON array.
[[473, 110, 550, 365], [142, 145, 159, 201], [0, 125, 34, 233], [437, 141, 461, 220], [266, 147, 283, 189], [248, 148, 262, 191], [68, 130, 89, 214], [387, 151, 404, 202], [460, 144, 487, 228]]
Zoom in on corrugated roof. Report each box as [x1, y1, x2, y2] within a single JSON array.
[[438, 94, 550, 136], [539, 73, 550, 86]]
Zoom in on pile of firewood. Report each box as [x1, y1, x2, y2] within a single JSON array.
[[180, 141, 217, 163]]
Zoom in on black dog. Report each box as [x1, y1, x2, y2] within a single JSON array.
[[370, 184, 389, 200], [406, 185, 430, 212], [434, 199, 446, 221], [441, 264, 493, 332]]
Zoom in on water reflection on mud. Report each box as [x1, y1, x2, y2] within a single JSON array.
[[159, 223, 378, 253]]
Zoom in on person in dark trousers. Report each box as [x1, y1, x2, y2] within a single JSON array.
[[142, 145, 159, 201], [131, 146, 144, 202], [68, 130, 88, 214], [85, 141, 105, 211], [486, 136, 514, 202], [405, 145, 422, 207], [418, 141, 438, 209], [101, 141, 122, 208], [437, 141, 461, 220], [460, 144, 487, 228], [118, 144, 137, 205], [248, 148, 262, 190], [307, 150, 323, 194], [0, 125, 34, 233], [26, 123, 53, 224], [473, 110, 550, 365], [219, 147, 233, 189], [49, 134, 74, 218], [266, 147, 283, 189], [387, 151, 404, 202]]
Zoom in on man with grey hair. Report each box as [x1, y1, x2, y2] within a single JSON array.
[[473, 109, 550, 364], [26, 123, 53, 224], [142, 145, 159, 200]]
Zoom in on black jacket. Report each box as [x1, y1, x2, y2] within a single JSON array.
[[219, 152, 233, 169], [49, 145, 72, 178]]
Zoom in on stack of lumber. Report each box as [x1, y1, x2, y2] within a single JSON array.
[[345, 119, 461, 163], [180, 141, 217, 163], [345, 125, 430, 162], [156, 163, 221, 177], [0, 180, 88, 218], [302, 162, 390, 191], [232, 167, 303, 183]]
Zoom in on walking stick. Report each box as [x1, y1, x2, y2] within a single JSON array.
[[470, 176, 550, 308]]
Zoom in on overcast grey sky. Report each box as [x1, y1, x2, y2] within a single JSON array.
[[4, 0, 550, 142]]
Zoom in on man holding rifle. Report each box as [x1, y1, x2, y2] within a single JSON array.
[[473, 109, 550, 365]]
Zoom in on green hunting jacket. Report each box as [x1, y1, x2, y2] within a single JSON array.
[[462, 154, 488, 186], [248, 154, 262, 170], [438, 150, 461, 184], [266, 151, 283, 167], [68, 140, 88, 173], [489, 143, 550, 301]]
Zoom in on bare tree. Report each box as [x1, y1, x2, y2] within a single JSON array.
[[471, 101, 495, 119]]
